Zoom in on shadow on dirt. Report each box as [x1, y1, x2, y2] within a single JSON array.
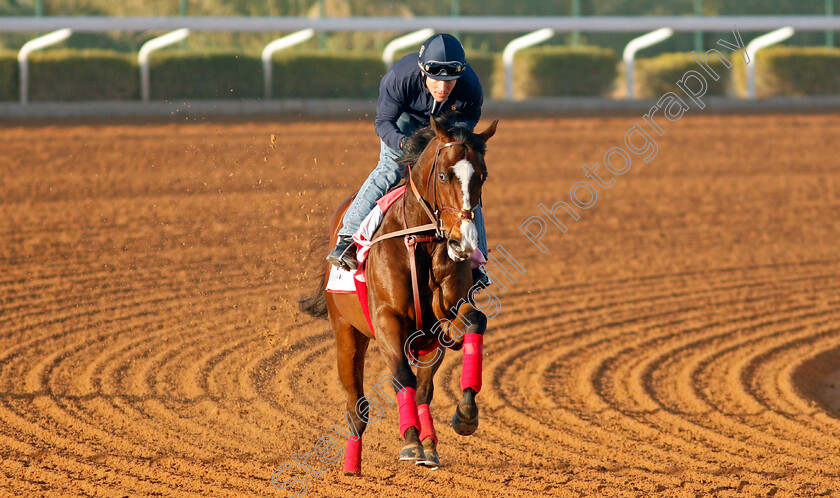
[[791, 345, 840, 419]]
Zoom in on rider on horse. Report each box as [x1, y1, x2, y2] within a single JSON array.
[[326, 33, 490, 286]]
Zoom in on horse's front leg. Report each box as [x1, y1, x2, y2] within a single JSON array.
[[450, 303, 487, 436], [374, 311, 425, 462], [414, 348, 444, 469]]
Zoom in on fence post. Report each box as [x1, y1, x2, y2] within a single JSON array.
[[262, 29, 315, 100], [18, 29, 72, 105], [694, 0, 703, 53], [451, 0, 460, 39], [623, 27, 673, 99], [318, 0, 326, 48], [138, 28, 190, 102]]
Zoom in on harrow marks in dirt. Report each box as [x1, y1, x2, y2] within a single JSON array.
[[1, 115, 839, 496]]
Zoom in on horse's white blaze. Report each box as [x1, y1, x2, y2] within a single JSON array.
[[452, 159, 474, 211], [452, 158, 478, 256]]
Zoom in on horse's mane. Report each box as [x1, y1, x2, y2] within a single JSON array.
[[396, 113, 488, 180]]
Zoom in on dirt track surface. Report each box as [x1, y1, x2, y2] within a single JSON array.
[[2, 113, 840, 497]]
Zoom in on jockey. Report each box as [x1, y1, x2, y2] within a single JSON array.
[[327, 33, 490, 285]]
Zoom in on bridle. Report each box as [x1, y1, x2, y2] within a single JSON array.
[[369, 137, 481, 246], [368, 136, 484, 337], [407, 137, 479, 239]]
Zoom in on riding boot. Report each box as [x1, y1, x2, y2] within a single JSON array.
[[471, 265, 491, 287], [326, 235, 358, 270]]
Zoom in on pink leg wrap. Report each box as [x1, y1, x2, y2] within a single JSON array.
[[460, 333, 484, 393], [343, 436, 362, 474], [397, 387, 421, 438], [417, 403, 437, 445]]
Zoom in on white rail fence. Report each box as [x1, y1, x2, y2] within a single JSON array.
[[261, 28, 315, 99], [138, 28, 190, 103], [2, 16, 839, 32], [3, 16, 839, 104], [502, 29, 555, 100], [382, 28, 434, 71], [17, 28, 71, 104], [623, 28, 674, 99], [745, 27, 796, 99]]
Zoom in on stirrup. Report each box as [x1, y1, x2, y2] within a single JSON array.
[[326, 235, 358, 270]]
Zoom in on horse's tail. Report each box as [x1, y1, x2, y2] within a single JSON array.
[[298, 235, 330, 320], [298, 273, 328, 319]]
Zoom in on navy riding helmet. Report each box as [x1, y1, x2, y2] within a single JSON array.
[[418, 33, 467, 81]]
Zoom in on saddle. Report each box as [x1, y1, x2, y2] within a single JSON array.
[[326, 185, 408, 294]]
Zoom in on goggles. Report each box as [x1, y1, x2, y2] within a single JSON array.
[[421, 60, 465, 77]]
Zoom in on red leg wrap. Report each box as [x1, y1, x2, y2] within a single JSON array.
[[417, 403, 437, 445], [343, 436, 362, 475], [460, 333, 483, 393], [397, 387, 421, 438]]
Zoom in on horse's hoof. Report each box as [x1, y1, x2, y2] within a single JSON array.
[[343, 470, 361, 476], [399, 442, 423, 461], [415, 441, 441, 470], [414, 449, 440, 470], [451, 405, 479, 436]]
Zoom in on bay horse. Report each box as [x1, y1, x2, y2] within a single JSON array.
[[299, 115, 498, 474]]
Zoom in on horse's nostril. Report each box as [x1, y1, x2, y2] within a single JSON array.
[[448, 239, 461, 251]]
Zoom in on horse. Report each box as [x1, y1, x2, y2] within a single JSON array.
[[299, 115, 498, 475]]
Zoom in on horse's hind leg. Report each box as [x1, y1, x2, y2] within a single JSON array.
[[414, 348, 444, 469], [452, 304, 487, 436], [333, 316, 370, 475]]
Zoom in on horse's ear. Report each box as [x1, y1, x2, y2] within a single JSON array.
[[477, 120, 499, 143], [430, 115, 452, 142]]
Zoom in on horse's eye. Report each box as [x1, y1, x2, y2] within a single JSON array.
[[438, 173, 447, 182]]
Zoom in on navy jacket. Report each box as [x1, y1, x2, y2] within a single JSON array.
[[374, 53, 483, 151]]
